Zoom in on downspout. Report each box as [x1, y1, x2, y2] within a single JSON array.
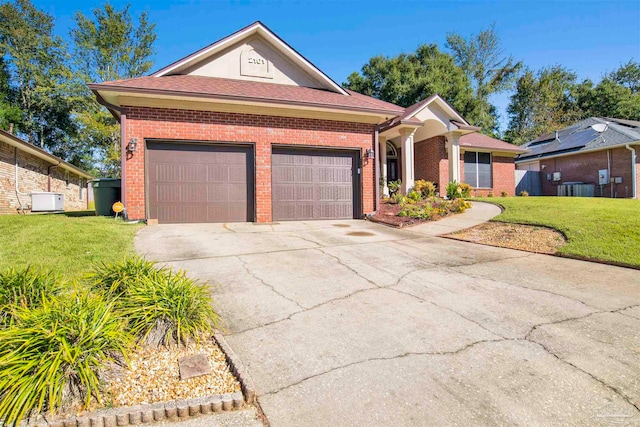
[[14, 148, 29, 213], [120, 113, 127, 218], [47, 163, 61, 192], [626, 144, 637, 199], [373, 125, 381, 214], [607, 149, 613, 198]]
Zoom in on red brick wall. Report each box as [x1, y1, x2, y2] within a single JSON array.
[[0, 140, 88, 214], [414, 136, 515, 196], [123, 106, 376, 222], [540, 147, 634, 198], [461, 154, 516, 196], [414, 136, 448, 196]]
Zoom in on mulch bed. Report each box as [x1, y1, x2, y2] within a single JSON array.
[[371, 201, 458, 228], [446, 222, 566, 254]]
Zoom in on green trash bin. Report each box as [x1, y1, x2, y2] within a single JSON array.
[[91, 179, 122, 216]]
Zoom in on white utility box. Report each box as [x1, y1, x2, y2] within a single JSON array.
[[31, 192, 64, 212]]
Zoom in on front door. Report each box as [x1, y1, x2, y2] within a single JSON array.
[[387, 158, 399, 182]]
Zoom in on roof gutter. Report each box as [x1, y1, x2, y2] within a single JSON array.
[[92, 89, 124, 122], [87, 84, 402, 118], [626, 144, 637, 199]]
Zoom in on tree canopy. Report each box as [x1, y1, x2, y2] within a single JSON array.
[[0, 0, 80, 162], [504, 61, 640, 144], [446, 24, 522, 134], [71, 2, 156, 177]]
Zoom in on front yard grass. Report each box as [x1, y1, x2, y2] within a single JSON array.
[[0, 212, 143, 278], [476, 197, 640, 268]]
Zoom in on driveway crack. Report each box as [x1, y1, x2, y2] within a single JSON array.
[[237, 255, 306, 310], [261, 338, 507, 397], [389, 285, 505, 339], [450, 268, 601, 312], [314, 247, 382, 289], [525, 338, 640, 413], [524, 303, 640, 341]]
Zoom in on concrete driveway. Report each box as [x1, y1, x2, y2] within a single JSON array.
[[136, 216, 640, 426]]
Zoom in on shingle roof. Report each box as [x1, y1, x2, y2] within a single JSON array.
[[517, 117, 640, 161], [460, 132, 527, 153], [90, 75, 404, 116]]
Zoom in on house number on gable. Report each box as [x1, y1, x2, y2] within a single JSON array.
[[247, 57, 266, 65]]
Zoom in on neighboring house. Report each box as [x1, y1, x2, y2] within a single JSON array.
[[516, 117, 640, 199], [0, 129, 92, 214], [89, 21, 525, 224]]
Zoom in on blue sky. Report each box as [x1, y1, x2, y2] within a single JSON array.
[[37, 0, 640, 132]]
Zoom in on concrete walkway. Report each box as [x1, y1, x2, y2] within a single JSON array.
[[410, 200, 501, 236], [136, 207, 640, 426]]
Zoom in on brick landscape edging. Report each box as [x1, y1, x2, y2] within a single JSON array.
[[26, 333, 256, 427]]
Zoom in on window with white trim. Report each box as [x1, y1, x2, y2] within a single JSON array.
[[463, 151, 492, 188]]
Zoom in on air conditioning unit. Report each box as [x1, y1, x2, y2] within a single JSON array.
[[31, 192, 64, 212]]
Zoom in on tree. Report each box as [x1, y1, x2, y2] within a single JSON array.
[[574, 60, 640, 121], [70, 3, 156, 177], [344, 44, 484, 125], [0, 57, 22, 131], [446, 24, 523, 135], [504, 66, 581, 144], [0, 0, 81, 161]]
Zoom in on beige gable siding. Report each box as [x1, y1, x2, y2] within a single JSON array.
[[182, 35, 325, 88], [0, 140, 88, 214]]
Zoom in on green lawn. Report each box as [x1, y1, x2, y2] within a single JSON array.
[[0, 212, 143, 278], [476, 197, 640, 268]]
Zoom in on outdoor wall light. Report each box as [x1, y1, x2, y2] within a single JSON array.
[[127, 138, 138, 152], [366, 148, 375, 159]]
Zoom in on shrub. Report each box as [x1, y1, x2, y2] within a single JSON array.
[[406, 190, 422, 203], [501, 191, 509, 197], [0, 291, 130, 426], [446, 181, 463, 199], [389, 192, 405, 205], [519, 190, 529, 197], [398, 204, 434, 220], [121, 270, 219, 347], [88, 257, 161, 296], [448, 198, 472, 213], [387, 180, 402, 196], [413, 180, 436, 198], [0, 267, 63, 327], [458, 183, 472, 198], [487, 192, 494, 197]]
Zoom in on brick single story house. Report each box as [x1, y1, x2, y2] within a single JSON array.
[[516, 117, 639, 198], [89, 21, 525, 224], [0, 129, 92, 214]]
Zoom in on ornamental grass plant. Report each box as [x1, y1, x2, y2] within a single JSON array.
[[0, 290, 131, 427], [120, 269, 219, 347], [0, 267, 63, 327]]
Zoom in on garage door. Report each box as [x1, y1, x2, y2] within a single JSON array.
[[272, 148, 358, 221], [147, 142, 253, 223]]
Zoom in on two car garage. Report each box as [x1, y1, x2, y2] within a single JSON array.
[[146, 141, 360, 224]]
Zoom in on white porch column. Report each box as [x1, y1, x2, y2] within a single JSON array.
[[379, 136, 388, 197], [400, 128, 415, 194], [447, 134, 461, 183]]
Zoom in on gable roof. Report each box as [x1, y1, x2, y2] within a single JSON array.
[[0, 130, 92, 179], [402, 94, 470, 126], [517, 117, 640, 162], [460, 132, 527, 154], [378, 94, 478, 134], [151, 21, 348, 95], [89, 75, 404, 116]]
